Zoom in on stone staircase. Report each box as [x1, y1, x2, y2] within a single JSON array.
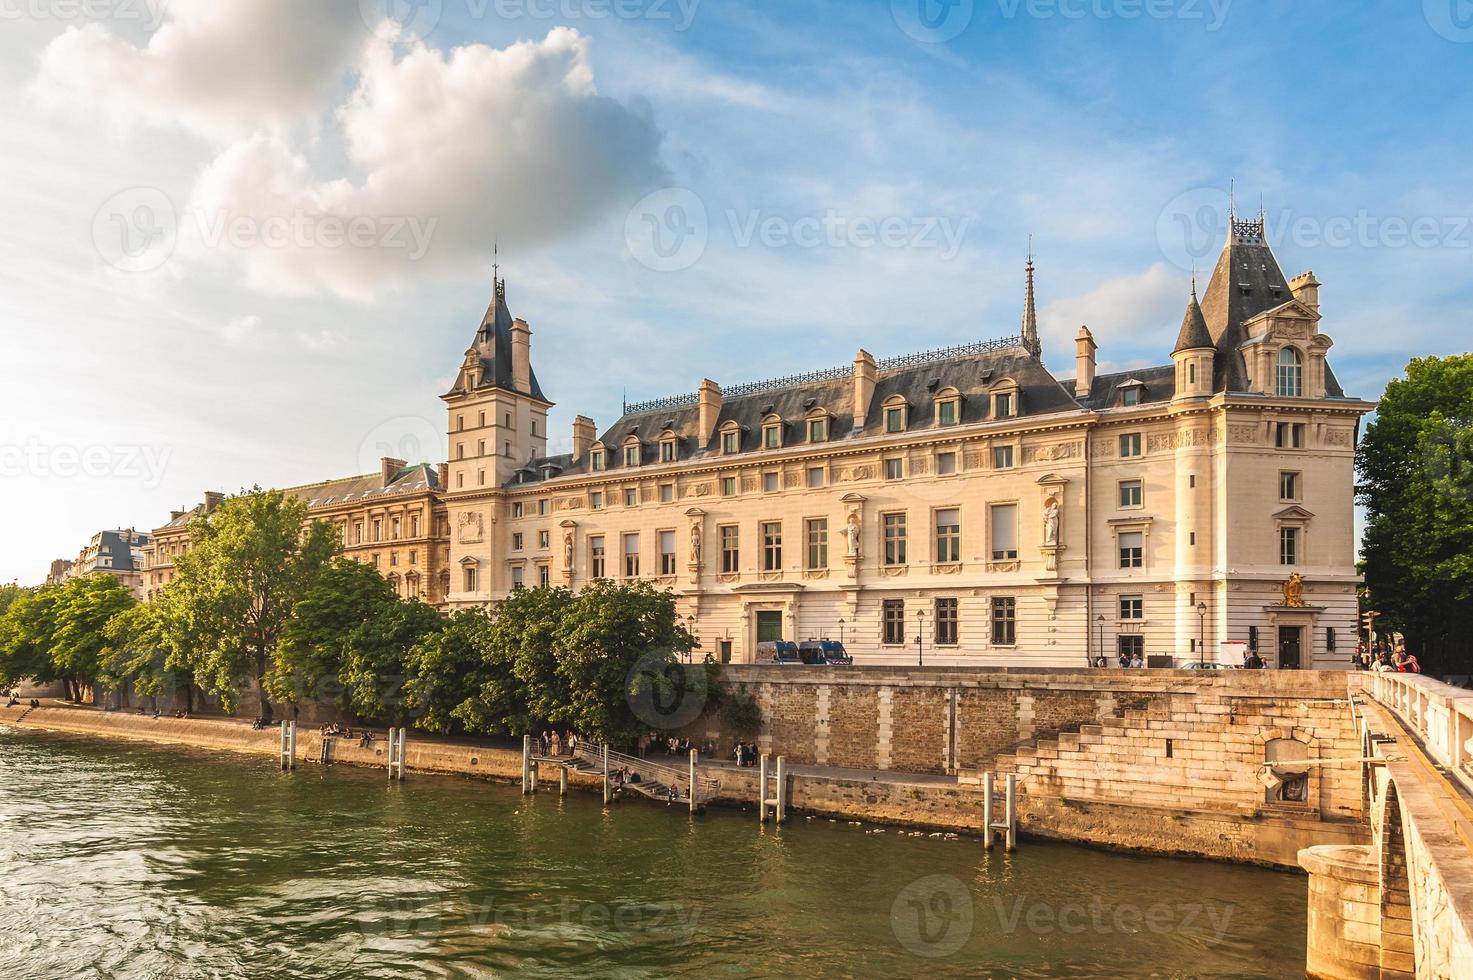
[[551, 744, 721, 807]]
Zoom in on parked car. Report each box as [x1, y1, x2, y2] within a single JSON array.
[[757, 640, 802, 664], [1181, 661, 1235, 669], [797, 640, 852, 665]]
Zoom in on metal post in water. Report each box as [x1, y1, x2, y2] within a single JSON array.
[[1004, 773, 1018, 851], [288, 722, 296, 770], [559, 764, 568, 797], [280, 720, 288, 771], [982, 772, 995, 849], [775, 756, 787, 824], [395, 728, 407, 781], [758, 753, 769, 823], [602, 744, 610, 805], [689, 749, 698, 814], [522, 735, 531, 794]]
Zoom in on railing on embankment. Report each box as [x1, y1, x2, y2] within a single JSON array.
[[572, 743, 722, 806], [1362, 670, 1473, 799]]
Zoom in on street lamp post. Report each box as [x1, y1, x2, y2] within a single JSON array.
[[1097, 614, 1107, 666], [1196, 601, 1208, 668], [915, 608, 926, 667], [685, 614, 697, 664], [838, 618, 846, 647]]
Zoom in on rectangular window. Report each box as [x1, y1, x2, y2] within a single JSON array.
[[721, 525, 740, 573], [538, 529, 550, 549], [511, 566, 525, 590], [885, 458, 904, 481], [935, 508, 961, 564], [624, 445, 641, 467], [591, 491, 603, 510], [721, 476, 737, 497], [1275, 422, 1306, 449], [624, 488, 637, 507], [1119, 479, 1143, 508], [354, 522, 363, 544], [660, 530, 677, 575], [1280, 471, 1300, 501], [538, 499, 549, 516], [1121, 388, 1141, 407], [512, 532, 524, 551], [463, 566, 477, 592], [806, 518, 828, 569], [807, 467, 824, 489], [1119, 433, 1142, 457], [661, 441, 676, 463], [935, 597, 958, 645], [590, 536, 606, 579], [938, 400, 958, 426], [409, 550, 417, 565], [763, 425, 781, 449], [762, 522, 783, 571], [1119, 595, 1144, 620], [990, 503, 1018, 560], [936, 451, 957, 476], [1280, 527, 1299, 566], [991, 597, 1016, 645], [808, 418, 828, 442], [410, 515, 420, 537], [763, 472, 779, 493], [623, 533, 640, 577], [659, 483, 674, 503], [372, 519, 382, 542], [994, 392, 1014, 417], [722, 430, 740, 454], [885, 407, 905, 432], [883, 512, 907, 565], [1119, 531, 1144, 568], [538, 565, 550, 588], [993, 445, 1015, 469], [511, 501, 524, 519], [1118, 635, 1144, 661], [882, 599, 906, 645], [592, 450, 606, 471]]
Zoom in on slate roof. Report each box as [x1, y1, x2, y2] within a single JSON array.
[[1173, 287, 1214, 354], [78, 529, 151, 573], [285, 463, 441, 509], [1063, 365, 1179, 412], [446, 281, 548, 403]]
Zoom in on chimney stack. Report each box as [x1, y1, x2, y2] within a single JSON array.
[[572, 415, 597, 461], [511, 318, 532, 393], [380, 457, 407, 488], [698, 379, 722, 445], [203, 491, 225, 515], [1289, 271, 1321, 316], [853, 349, 878, 427], [1074, 327, 1097, 399]]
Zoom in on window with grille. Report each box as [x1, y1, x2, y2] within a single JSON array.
[[721, 526, 739, 573], [1119, 531, 1144, 568], [935, 509, 961, 563], [806, 519, 828, 569], [1119, 595, 1143, 620], [762, 522, 783, 571], [991, 597, 1016, 645], [882, 599, 905, 645], [1277, 347, 1303, 397], [883, 513, 907, 565], [1280, 527, 1299, 566], [590, 537, 606, 578], [935, 598, 959, 645]]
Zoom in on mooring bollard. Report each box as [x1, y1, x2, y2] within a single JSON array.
[[521, 735, 532, 794], [758, 753, 769, 823], [279, 720, 296, 772], [982, 771, 996, 850], [775, 755, 787, 824], [559, 764, 568, 797], [602, 744, 610, 805], [1004, 773, 1018, 851]]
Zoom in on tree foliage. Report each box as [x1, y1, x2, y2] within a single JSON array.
[[0, 586, 62, 692], [100, 598, 194, 709], [1358, 354, 1473, 672], [170, 488, 340, 720]]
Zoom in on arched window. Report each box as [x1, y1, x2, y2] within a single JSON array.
[[1277, 347, 1303, 397]]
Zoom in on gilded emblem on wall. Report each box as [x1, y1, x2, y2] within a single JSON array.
[[1282, 572, 1307, 608]]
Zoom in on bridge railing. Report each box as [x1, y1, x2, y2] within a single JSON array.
[[1362, 671, 1473, 798], [574, 743, 723, 803]]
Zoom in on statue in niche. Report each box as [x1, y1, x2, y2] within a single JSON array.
[[690, 524, 702, 563], [1043, 499, 1061, 547], [563, 532, 575, 570], [844, 512, 862, 558]]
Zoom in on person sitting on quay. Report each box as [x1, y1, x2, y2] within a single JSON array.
[[1118, 650, 1131, 668], [1129, 651, 1145, 669]]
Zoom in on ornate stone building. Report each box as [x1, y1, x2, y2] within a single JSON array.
[[442, 215, 1372, 668], [52, 528, 151, 599]]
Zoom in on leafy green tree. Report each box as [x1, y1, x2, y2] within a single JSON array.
[[269, 559, 395, 711], [0, 586, 62, 693], [49, 575, 137, 702], [0, 583, 22, 618], [170, 489, 340, 721], [461, 585, 573, 736], [403, 608, 494, 734], [340, 598, 444, 723], [553, 579, 695, 747], [100, 598, 195, 712], [1359, 354, 1473, 672]]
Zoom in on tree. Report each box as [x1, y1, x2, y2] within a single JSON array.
[[461, 585, 574, 736], [170, 488, 340, 721], [340, 597, 444, 723], [0, 586, 62, 693], [50, 575, 137, 702], [402, 608, 494, 734], [269, 559, 396, 712], [100, 599, 195, 712], [1358, 354, 1473, 673], [552, 579, 695, 747]]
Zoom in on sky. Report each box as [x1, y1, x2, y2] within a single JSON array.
[[2, 0, 1470, 585]]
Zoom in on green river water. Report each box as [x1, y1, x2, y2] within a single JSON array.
[[0, 725, 1307, 978]]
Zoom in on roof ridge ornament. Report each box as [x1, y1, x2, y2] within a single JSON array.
[[1021, 236, 1041, 358]]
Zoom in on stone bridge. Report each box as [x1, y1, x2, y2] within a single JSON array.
[[1301, 671, 1473, 979]]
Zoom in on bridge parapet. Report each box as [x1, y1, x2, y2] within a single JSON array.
[[1361, 671, 1473, 799]]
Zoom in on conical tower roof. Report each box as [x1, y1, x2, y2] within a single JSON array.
[[1173, 284, 1213, 354]]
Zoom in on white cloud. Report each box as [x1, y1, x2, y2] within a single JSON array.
[[32, 0, 368, 139], [1039, 262, 1190, 361]]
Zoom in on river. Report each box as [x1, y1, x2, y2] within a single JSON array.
[[0, 726, 1307, 978]]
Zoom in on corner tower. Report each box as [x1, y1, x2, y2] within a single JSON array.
[[1171, 281, 1215, 399], [442, 276, 553, 492]]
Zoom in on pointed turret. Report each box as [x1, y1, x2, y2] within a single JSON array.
[[1020, 243, 1041, 358], [1173, 280, 1213, 354], [1171, 280, 1215, 400]]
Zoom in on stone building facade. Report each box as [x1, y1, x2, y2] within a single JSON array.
[[440, 215, 1372, 668], [53, 528, 152, 599]]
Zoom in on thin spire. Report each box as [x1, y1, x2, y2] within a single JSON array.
[[1021, 239, 1041, 358], [492, 241, 502, 298], [1228, 178, 1236, 219]]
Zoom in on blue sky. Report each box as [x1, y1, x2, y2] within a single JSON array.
[[2, 0, 1469, 583]]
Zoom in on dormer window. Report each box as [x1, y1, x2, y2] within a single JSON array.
[[1117, 379, 1145, 408], [762, 415, 783, 450], [623, 440, 641, 467], [1277, 347, 1303, 397], [591, 448, 606, 472], [883, 396, 909, 433], [935, 387, 961, 426], [659, 432, 677, 463], [720, 423, 742, 455], [806, 413, 829, 443], [990, 381, 1019, 419]]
